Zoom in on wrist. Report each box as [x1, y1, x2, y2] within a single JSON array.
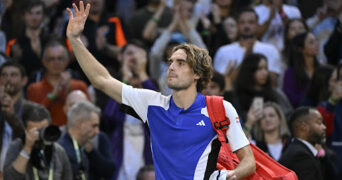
[[329, 96, 338, 105], [22, 146, 32, 155], [47, 92, 56, 100]]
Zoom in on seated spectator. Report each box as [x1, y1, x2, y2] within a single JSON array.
[[0, 61, 30, 174], [201, 71, 225, 97], [234, 53, 292, 122], [245, 102, 291, 161], [317, 66, 342, 175], [58, 101, 100, 180], [279, 107, 326, 180], [197, 0, 237, 56], [129, 0, 172, 45], [102, 41, 155, 180], [306, 0, 342, 63], [254, 0, 301, 51], [283, 18, 308, 66], [301, 65, 334, 107], [136, 165, 155, 180], [214, 7, 282, 87], [63, 90, 115, 180], [3, 102, 72, 180], [283, 32, 320, 108], [27, 40, 89, 126], [5, 0, 49, 77]]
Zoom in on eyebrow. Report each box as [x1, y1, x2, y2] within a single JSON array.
[[168, 58, 187, 62]]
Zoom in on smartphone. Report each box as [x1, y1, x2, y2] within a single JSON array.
[[253, 97, 263, 109]]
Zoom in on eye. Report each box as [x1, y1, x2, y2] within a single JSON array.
[[167, 60, 172, 66]]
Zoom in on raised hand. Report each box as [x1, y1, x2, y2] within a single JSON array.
[[66, 1, 91, 39]]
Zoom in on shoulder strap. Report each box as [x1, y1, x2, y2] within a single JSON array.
[[205, 96, 230, 143]]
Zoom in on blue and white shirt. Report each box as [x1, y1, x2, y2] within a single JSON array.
[[122, 84, 249, 180]]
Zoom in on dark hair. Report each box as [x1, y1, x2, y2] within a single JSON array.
[[289, 106, 311, 136], [120, 39, 147, 54], [290, 32, 319, 88], [0, 61, 27, 77], [42, 39, 69, 59], [24, 0, 45, 13], [136, 165, 154, 180], [306, 65, 334, 106], [283, 18, 308, 65], [235, 53, 277, 112], [211, 71, 225, 91], [22, 102, 51, 127], [236, 7, 258, 22]]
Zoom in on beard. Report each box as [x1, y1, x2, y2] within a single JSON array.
[[308, 131, 326, 145]]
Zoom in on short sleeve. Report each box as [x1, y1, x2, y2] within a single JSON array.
[[223, 101, 250, 152], [121, 84, 169, 123]]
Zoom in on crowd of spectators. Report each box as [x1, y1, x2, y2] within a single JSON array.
[[0, 0, 342, 179]]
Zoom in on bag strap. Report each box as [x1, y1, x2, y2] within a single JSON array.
[[206, 96, 235, 168], [205, 96, 230, 142]]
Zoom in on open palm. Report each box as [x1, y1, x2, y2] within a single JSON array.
[[66, 1, 90, 39]]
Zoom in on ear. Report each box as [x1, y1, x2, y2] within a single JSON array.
[[117, 53, 123, 64], [194, 73, 200, 81], [21, 76, 28, 87]]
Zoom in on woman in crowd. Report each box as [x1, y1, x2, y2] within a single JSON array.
[[283, 32, 320, 108], [245, 102, 291, 161], [235, 53, 292, 122]]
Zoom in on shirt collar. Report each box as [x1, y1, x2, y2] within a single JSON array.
[[297, 138, 318, 156]]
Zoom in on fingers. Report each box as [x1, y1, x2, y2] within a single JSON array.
[[72, 3, 79, 14], [66, 8, 73, 19], [85, 3, 91, 16], [79, 0, 84, 13]]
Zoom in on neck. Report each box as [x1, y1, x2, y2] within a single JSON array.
[[46, 73, 61, 86], [25, 28, 41, 39], [304, 55, 315, 76], [172, 85, 197, 110], [264, 129, 281, 144], [68, 128, 84, 146]]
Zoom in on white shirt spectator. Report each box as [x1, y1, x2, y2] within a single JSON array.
[[254, 4, 301, 51], [214, 41, 282, 75]]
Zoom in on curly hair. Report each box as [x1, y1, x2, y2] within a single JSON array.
[[172, 43, 213, 92]]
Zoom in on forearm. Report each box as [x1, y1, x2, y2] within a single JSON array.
[[68, 37, 123, 102], [143, 7, 165, 41], [12, 146, 31, 174], [233, 145, 256, 180]]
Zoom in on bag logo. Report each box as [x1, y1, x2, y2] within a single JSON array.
[[196, 120, 206, 126]]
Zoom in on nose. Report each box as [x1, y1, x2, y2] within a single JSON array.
[[94, 126, 100, 135]]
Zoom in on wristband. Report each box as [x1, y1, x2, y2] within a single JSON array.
[[20, 149, 30, 159], [329, 96, 338, 105], [151, 17, 159, 24], [47, 92, 56, 100]]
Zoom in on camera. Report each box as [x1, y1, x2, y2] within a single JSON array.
[[38, 125, 61, 145]]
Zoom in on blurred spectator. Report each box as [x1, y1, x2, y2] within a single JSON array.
[[6, 0, 50, 77], [306, 0, 342, 63], [201, 71, 225, 97], [197, 0, 237, 56], [279, 107, 326, 180], [1, 0, 25, 40], [255, 0, 301, 51], [324, 11, 342, 65], [214, 7, 282, 87], [234, 53, 292, 122], [301, 65, 334, 107], [78, 0, 127, 74], [102, 41, 155, 180], [136, 165, 155, 180], [245, 102, 291, 161], [58, 101, 100, 180], [149, 3, 206, 95], [297, 0, 323, 19], [3, 102, 72, 180], [129, 0, 172, 45], [283, 32, 320, 108], [283, 18, 308, 66], [0, 61, 29, 175], [63, 90, 115, 180], [317, 66, 342, 175], [27, 40, 89, 126]]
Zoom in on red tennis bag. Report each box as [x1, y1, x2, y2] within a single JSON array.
[[205, 96, 298, 180]]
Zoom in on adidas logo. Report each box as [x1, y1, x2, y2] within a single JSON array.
[[196, 120, 206, 126]]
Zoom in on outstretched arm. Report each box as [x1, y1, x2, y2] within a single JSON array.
[[66, 1, 123, 103]]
